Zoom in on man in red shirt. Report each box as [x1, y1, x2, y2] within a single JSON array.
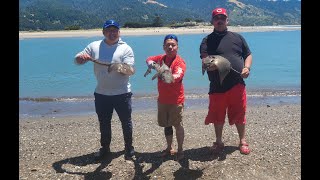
[[146, 34, 186, 161]]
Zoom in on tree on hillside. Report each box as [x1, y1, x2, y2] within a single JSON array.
[[152, 15, 163, 27]]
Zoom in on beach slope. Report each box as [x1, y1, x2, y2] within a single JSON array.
[[19, 104, 301, 179]]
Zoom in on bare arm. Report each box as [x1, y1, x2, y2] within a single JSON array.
[[241, 54, 252, 78]]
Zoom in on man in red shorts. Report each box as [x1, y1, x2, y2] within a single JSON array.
[[199, 7, 253, 155]]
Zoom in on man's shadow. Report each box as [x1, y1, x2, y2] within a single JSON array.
[[52, 145, 238, 180], [52, 150, 124, 180], [132, 145, 238, 179], [172, 145, 238, 179]]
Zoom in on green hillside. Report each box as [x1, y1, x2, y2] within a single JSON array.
[[19, 0, 301, 31]]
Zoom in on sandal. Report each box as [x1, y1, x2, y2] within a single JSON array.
[[239, 142, 250, 155], [160, 149, 176, 157], [210, 142, 224, 154]]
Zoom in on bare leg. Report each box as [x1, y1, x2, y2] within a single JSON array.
[[236, 123, 250, 154], [160, 127, 175, 157], [235, 124, 246, 144], [164, 127, 174, 151], [164, 135, 173, 150], [214, 124, 224, 144], [174, 123, 184, 153], [174, 123, 184, 160]]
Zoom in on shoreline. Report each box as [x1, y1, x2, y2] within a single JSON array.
[[19, 103, 301, 179], [19, 25, 301, 39], [19, 94, 301, 120]]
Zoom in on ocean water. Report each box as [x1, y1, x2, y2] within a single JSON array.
[[19, 30, 301, 119]]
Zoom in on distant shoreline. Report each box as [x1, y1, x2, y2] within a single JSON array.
[[19, 25, 301, 39]]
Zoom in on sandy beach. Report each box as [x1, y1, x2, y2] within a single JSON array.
[[19, 25, 301, 39], [19, 23, 301, 179], [19, 104, 301, 179]]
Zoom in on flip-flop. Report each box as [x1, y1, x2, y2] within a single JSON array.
[[239, 142, 250, 155]]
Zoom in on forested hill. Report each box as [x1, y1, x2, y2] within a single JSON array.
[[19, 0, 301, 31]]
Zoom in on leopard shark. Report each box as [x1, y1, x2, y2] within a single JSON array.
[[144, 62, 174, 83], [202, 55, 232, 85], [89, 58, 135, 75]]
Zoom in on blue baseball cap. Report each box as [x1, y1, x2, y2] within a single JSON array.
[[103, 20, 120, 29], [164, 34, 178, 43]]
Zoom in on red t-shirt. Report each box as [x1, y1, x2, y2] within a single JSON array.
[[146, 54, 186, 104]]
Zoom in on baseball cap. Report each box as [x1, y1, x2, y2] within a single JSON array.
[[212, 8, 228, 17], [103, 20, 120, 29], [164, 34, 178, 43]]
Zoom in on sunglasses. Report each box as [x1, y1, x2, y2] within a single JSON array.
[[164, 34, 178, 42]]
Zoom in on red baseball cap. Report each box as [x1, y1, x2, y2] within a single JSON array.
[[212, 8, 228, 17]]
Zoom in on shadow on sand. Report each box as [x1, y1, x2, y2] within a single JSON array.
[[52, 145, 238, 179]]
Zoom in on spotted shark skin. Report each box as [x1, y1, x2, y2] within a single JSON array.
[[202, 55, 231, 85], [144, 62, 174, 83], [89, 58, 135, 75]]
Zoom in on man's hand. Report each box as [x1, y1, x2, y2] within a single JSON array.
[[75, 53, 91, 64], [241, 67, 250, 78], [202, 57, 217, 71], [147, 61, 156, 69]]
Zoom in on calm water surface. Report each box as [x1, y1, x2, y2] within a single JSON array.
[[19, 30, 301, 118]]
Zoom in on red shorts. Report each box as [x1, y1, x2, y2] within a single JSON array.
[[205, 84, 246, 125]]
